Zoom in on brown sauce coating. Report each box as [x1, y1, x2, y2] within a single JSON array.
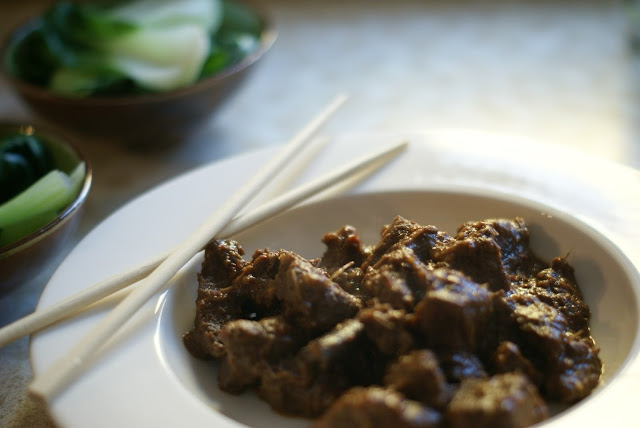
[[183, 216, 602, 428]]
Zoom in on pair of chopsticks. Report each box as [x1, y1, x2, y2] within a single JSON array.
[[4, 94, 407, 402]]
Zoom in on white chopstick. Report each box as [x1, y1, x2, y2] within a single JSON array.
[[0, 139, 406, 349], [28, 94, 347, 400], [29, 126, 406, 402], [0, 248, 171, 348]]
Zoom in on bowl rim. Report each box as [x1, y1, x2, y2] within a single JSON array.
[[0, 121, 93, 257], [0, 0, 278, 106]]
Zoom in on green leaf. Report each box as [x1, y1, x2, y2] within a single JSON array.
[[199, 44, 231, 77], [5, 0, 261, 95], [45, 2, 137, 48], [4, 19, 58, 86], [0, 134, 54, 203], [49, 66, 133, 96]]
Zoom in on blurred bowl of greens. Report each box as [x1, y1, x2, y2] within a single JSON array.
[[1, 0, 276, 148], [0, 122, 91, 294]]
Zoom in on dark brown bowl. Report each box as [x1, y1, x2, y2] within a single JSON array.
[[0, 122, 92, 294], [1, 2, 277, 149]]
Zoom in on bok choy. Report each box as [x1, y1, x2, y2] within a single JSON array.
[[5, 0, 264, 96], [0, 134, 85, 247]]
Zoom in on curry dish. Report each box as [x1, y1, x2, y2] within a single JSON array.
[[184, 216, 601, 428]]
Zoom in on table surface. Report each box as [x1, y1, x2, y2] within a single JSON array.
[[1, 0, 639, 426]]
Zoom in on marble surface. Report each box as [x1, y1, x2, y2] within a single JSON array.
[[1, 0, 639, 426]]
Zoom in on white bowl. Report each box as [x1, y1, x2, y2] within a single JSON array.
[[159, 189, 640, 427]]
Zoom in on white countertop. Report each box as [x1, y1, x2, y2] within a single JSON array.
[[1, 0, 639, 426]]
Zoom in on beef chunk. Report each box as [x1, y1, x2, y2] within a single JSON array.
[[357, 304, 415, 356], [229, 248, 283, 311], [257, 319, 380, 417], [276, 252, 361, 332], [217, 316, 305, 393], [318, 226, 369, 294], [314, 386, 442, 428], [319, 225, 369, 273], [436, 351, 487, 383], [361, 264, 413, 310], [500, 293, 602, 401], [414, 268, 494, 353], [433, 231, 509, 292], [500, 293, 569, 362], [465, 218, 542, 274], [384, 349, 450, 409], [402, 224, 452, 265], [492, 341, 542, 387], [529, 257, 590, 335], [298, 318, 383, 386], [183, 240, 249, 357], [544, 334, 602, 402], [258, 361, 344, 417], [198, 239, 246, 287], [445, 373, 548, 428], [433, 218, 544, 291], [362, 247, 433, 310], [331, 266, 366, 296], [183, 286, 238, 358], [363, 216, 423, 269], [183, 247, 283, 358], [364, 216, 451, 270]]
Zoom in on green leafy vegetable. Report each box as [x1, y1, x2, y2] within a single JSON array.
[[0, 162, 85, 247], [0, 134, 54, 204], [200, 0, 262, 77], [0, 132, 85, 248], [5, 0, 263, 96]]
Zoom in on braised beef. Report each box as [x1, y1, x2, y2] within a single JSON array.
[[257, 318, 381, 417], [384, 349, 451, 409], [363, 216, 423, 269], [314, 386, 442, 428], [413, 268, 495, 354], [183, 244, 283, 358], [363, 216, 452, 270], [528, 257, 590, 335], [319, 225, 369, 273], [362, 246, 434, 310], [217, 316, 304, 393], [257, 360, 343, 417], [436, 351, 488, 383], [198, 239, 246, 285], [445, 373, 548, 428], [433, 218, 544, 292], [357, 303, 415, 356], [433, 229, 509, 291], [544, 334, 601, 402], [275, 252, 361, 333], [492, 341, 543, 387], [184, 216, 602, 427], [497, 293, 602, 401], [456, 218, 542, 277]]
